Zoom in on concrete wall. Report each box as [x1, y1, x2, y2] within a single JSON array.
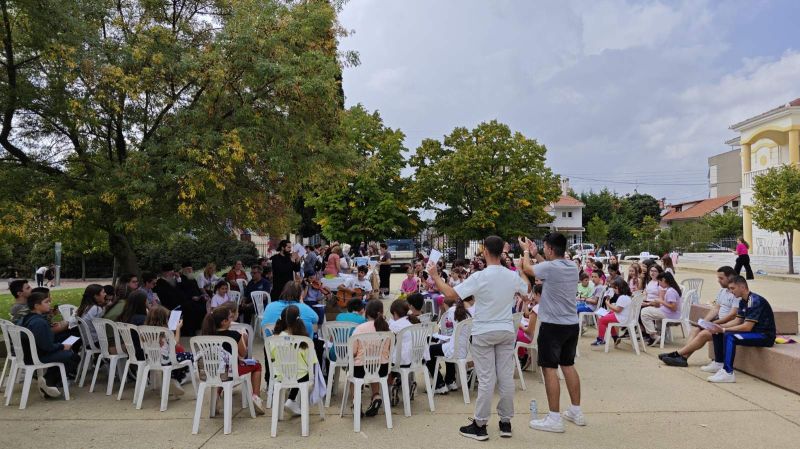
[[679, 252, 800, 273], [708, 149, 741, 197]]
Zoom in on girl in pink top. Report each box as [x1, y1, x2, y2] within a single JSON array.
[[351, 300, 391, 417], [733, 237, 754, 280], [399, 266, 419, 298], [324, 246, 341, 276]]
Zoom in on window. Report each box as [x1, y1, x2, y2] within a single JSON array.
[[709, 165, 718, 184], [567, 211, 573, 218], [562, 212, 567, 218], [710, 186, 717, 198], [732, 200, 739, 208]]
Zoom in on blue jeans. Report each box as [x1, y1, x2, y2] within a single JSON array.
[[712, 332, 773, 373], [576, 303, 593, 314]]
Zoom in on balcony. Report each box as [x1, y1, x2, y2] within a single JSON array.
[[742, 168, 771, 189]]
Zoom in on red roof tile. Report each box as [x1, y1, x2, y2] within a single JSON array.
[[553, 196, 585, 207], [661, 194, 739, 223]]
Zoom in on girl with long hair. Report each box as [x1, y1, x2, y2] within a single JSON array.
[[351, 300, 391, 417], [733, 236, 754, 279], [427, 297, 472, 394], [270, 305, 314, 415], [591, 277, 634, 346], [640, 272, 682, 346]]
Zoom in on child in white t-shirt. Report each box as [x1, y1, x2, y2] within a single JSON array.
[[427, 298, 472, 394]]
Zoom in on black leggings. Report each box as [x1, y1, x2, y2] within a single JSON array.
[[426, 344, 455, 385], [734, 254, 754, 280], [288, 374, 310, 400]]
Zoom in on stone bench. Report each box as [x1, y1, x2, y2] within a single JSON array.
[[690, 303, 798, 335]]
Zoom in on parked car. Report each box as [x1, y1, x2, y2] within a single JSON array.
[[569, 243, 596, 256]]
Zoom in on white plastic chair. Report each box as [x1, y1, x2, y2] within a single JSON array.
[[229, 323, 254, 359], [76, 317, 101, 387], [320, 321, 357, 407], [391, 322, 435, 417], [135, 325, 197, 411], [266, 335, 326, 437], [512, 312, 524, 330], [659, 289, 696, 349], [90, 318, 128, 395], [579, 286, 605, 337], [190, 336, 256, 435], [418, 313, 432, 324], [58, 304, 77, 323], [514, 319, 542, 391], [680, 279, 703, 299], [422, 297, 435, 315], [3, 325, 70, 409], [115, 323, 148, 402], [432, 318, 473, 404], [339, 332, 394, 432], [0, 319, 16, 393], [251, 291, 270, 333], [604, 292, 647, 355], [228, 290, 241, 309]]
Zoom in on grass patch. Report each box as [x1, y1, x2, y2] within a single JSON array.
[[0, 288, 85, 320]]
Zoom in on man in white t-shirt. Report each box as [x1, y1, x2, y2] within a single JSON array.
[[429, 236, 529, 441], [660, 266, 739, 368], [35, 265, 48, 287], [519, 233, 584, 433]]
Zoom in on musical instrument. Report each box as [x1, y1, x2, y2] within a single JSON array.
[[336, 287, 364, 308], [310, 279, 331, 295]]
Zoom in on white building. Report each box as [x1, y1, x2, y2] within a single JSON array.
[[542, 179, 585, 244]]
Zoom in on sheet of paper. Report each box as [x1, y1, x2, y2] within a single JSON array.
[[168, 310, 182, 331], [428, 249, 443, 265], [432, 333, 452, 341], [697, 319, 722, 332], [594, 307, 609, 317], [61, 335, 80, 346], [293, 243, 306, 258]]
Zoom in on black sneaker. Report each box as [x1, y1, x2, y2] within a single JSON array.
[[659, 351, 679, 361], [390, 383, 401, 407], [364, 397, 382, 417], [662, 355, 689, 367], [499, 420, 512, 438], [459, 419, 489, 441]]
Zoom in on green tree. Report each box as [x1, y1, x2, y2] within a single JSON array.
[[631, 215, 661, 253], [0, 0, 351, 274], [749, 164, 800, 274], [622, 193, 662, 225], [307, 105, 420, 243], [409, 120, 560, 240], [704, 210, 744, 240], [580, 189, 617, 226], [585, 215, 609, 246]]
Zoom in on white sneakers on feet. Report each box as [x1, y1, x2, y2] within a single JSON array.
[[447, 382, 459, 391], [38, 376, 61, 398], [434, 385, 449, 395], [252, 395, 266, 415], [284, 398, 302, 415], [707, 368, 736, 383], [529, 414, 565, 433], [562, 409, 587, 426], [700, 361, 724, 373]]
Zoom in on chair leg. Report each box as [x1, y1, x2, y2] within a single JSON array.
[[457, 361, 470, 404], [271, 384, 281, 437], [4, 364, 18, 406], [117, 362, 130, 400], [631, 326, 641, 355], [339, 378, 350, 418], [79, 353, 93, 387], [400, 370, 411, 417], [192, 384, 205, 434], [135, 367, 150, 410], [106, 357, 119, 395], [160, 369, 171, 412], [19, 369, 34, 410], [422, 368, 435, 412], [604, 326, 613, 353], [300, 385, 310, 437], [0, 358, 9, 393], [90, 357, 103, 393], [353, 381, 362, 433], [59, 365, 70, 401], [223, 384, 233, 435], [638, 325, 648, 353], [325, 364, 336, 408], [660, 325, 668, 349], [380, 378, 393, 429], [515, 351, 527, 391], [244, 377, 256, 418]]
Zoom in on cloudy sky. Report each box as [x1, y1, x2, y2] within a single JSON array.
[[338, 0, 800, 204]]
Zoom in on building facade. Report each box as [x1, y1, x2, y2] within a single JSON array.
[[660, 194, 740, 228], [728, 98, 800, 258], [708, 149, 742, 198], [542, 179, 585, 244]]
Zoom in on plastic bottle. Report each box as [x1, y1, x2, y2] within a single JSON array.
[[529, 399, 537, 420]]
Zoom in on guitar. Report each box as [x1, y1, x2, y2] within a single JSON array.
[[336, 287, 364, 308]]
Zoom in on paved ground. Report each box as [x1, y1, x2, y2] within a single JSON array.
[[1, 269, 799, 448]]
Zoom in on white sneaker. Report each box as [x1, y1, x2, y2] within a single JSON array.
[[169, 379, 185, 397], [37, 376, 61, 398], [252, 395, 266, 415], [562, 409, 587, 426], [447, 382, 459, 391], [434, 385, 449, 395], [284, 398, 302, 415], [529, 414, 565, 433], [700, 361, 723, 373], [707, 368, 736, 383]]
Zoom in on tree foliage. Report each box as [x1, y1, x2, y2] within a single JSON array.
[[704, 210, 743, 240], [585, 215, 609, 245], [306, 104, 419, 243], [750, 164, 800, 273], [0, 0, 352, 273], [409, 120, 560, 241]]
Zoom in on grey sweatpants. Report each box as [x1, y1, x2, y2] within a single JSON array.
[[471, 330, 516, 426]]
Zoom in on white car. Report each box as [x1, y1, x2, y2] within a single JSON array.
[[568, 243, 595, 256]]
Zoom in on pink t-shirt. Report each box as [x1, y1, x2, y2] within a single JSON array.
[[324, 253, 340, 276], [736, 243, 749, 256], [401, 277, 418, 293], [660, 287, 681, 319], [352, 320, 391, 365]]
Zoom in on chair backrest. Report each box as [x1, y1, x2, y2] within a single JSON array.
[[624, 292, 646, 326], [93, 318, 122, 356], [681, 278, 703, 298], [321, 321, 357, 363], [58, 304, 77, 322], [418, 313, 432, 324], [393, 322, 434, 369], [512, 312, 524, 330], [138, 325, 179, 368], [266, 334, 316, 384], [679, 289, 696, 320], [77, 317, 99, 352], [190, 336, 241, 385], [236, 278, 247, 293], [229, 322, 254, 358], [6, 325, 43, 366], [116, 322, 143, 362], [421, 297, 434, 315], [228, 290, 241, 308], [251, 291, 270, 317], [347, 332, 394, 382], [450, 318, 474, 360], [0, 318, 15, 356]]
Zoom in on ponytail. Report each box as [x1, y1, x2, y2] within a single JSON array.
[[365, 300, 389, 332], [454, 298, 470, 322], [201, 308, 230, 335]]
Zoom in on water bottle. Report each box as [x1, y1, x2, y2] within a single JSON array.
[[529, 399, 537, 420]]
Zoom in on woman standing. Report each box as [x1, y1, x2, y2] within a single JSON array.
[[733, 237, 754, 280], [378, 243, 392, 298]]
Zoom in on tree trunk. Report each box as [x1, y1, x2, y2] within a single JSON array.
[[787, 231, 795, 275], [108, 232, 140, 277]]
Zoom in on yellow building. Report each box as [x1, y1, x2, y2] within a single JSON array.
[[727, 98, 800, 258]]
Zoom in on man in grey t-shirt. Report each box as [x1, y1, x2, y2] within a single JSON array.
[[520, 233, 584, 433]]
